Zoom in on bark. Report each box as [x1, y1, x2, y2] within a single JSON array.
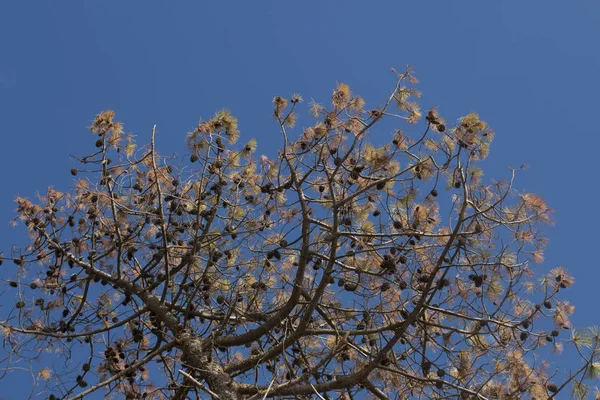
[[178, 330, 240, 400]]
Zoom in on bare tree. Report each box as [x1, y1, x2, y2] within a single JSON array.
[[2, 68, 599, 400]]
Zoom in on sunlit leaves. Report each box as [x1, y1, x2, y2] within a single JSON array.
[[573, 382, 590, 400], [90, 110, 124, 146], [188, 109, 240, 153], [332, 82, 351, 110]]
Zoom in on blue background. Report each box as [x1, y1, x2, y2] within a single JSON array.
[[1, 1, 599, 398]]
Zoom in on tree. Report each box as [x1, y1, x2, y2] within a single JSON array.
[[1, 67, 599, 400]]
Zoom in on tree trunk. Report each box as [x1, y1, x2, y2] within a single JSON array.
[[178, 330, 240, 400]]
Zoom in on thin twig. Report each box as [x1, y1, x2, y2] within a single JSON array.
[[310, 383, 327, 400], [178, 369, 221, 400], [262, 379, 275, 400]]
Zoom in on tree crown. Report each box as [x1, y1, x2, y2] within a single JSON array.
[[2, 68, 599, 400]]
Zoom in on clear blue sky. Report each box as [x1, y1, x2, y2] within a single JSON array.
[[1, 1, 599, 398]]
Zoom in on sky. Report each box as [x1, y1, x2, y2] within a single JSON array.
[[1, 1, 599, 398]]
